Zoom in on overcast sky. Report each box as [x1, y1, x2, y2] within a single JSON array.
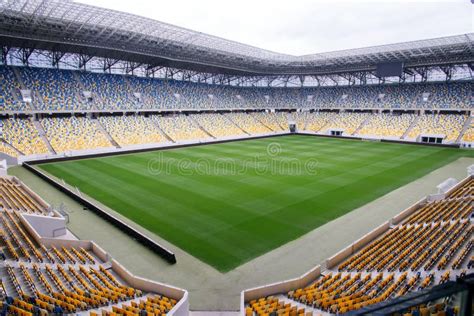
[[77, 0, 473, 55]]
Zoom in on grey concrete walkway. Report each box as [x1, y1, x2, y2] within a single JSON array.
[[8, 157, 474, 311]]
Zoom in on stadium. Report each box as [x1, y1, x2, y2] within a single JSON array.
[[0, 0, 473, 315]]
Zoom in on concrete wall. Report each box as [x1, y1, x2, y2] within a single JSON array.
[[325, 221, 390, 270], [22, 213, 67, 237], [241, 265, 321, 315], [427, 194, 445, 202], [390, 197, 427, 225], [10, 176, 51, 211], [0, 152, 18, 166], [444, 175, 472, 196], [111, 259, 189, 316]]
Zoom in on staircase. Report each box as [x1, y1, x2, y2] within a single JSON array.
[[11, 67, 25, 89], [402, 115, 420, 139], [278, 121, 287, 131], [0, 267, 18, 297], [317, 116, 336, 133], [152, 120, 175, 143], [34, 91, 44, 110], [188, 115, 215, 139], [10, 89, 23, 105], [456, 116, 472, 143], [249, 113, 271, 132], [1, 138, 23, 156], [302, 114, 309, 131], [29, 268, 49, 294], [222, 113, 250, 135], [72, 71, 103, 110], [11, 67, 38, 111], [275, 294, 322, 315], [254, 115, 274, 132], [352, 115, 372, 136], [32, 119, 56, 154], [71, 71, 92, 110], [72, 71, 86, 90], [124, 76, 140, 109], [94, 119, 121, 148], [14, 268, 35, 297]]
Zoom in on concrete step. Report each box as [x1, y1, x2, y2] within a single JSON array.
[[254, 115, 275, 132], [190, 312, 239, 316], [456, 116, 472, 143], [402, 115, 420, 139], [222, 113, 250, 135], [32, 119, 56, 154], [188, 115, 215, 139], [353, 115, 372, 136], [152, 120, 175, 143], [94, 118, 121, 148], [1, 138, 24, 156], [0, 267, 18, 297]]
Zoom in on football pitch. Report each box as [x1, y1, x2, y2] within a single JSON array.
[[38, 135, 474, 271]]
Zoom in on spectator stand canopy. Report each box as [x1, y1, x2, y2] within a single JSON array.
[[0, 0, 473, 86]]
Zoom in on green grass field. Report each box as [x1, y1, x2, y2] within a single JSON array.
[[38, 135, 474, 271]]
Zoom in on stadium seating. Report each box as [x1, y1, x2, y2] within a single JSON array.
[[303, 111, 336, 132], [41, 117, 112, 153], [288, 112, 311, 131], [1, 111, 472, 158], [333, 86, 380, 109], [246, 296, 312, 316], [98, 115, 167, 146], [0, 66, 471, 157], [153, 115, 210, 142], [417, 82, 472, 109], [78, 71, 136, 110], [320, 112, 371, 135], [0, 178, 46, 213], [0, 67, 29, 111], [190, 113, 246, 138], [125, 75, 167, 109], [358, 113, 416, 138], [449, 178, 473, 199], [224, 112, 271, 135], [461, 119, 474, 143], [247, 177, 473, 314], [251, 112, 287, 132], [0, 142, 19, 157], [1, 66, 471, 112], [90, 294, 176, 315], [407, 114, 466, 142], [19, 67, 85, 111], [1, 118, 49, 155], [0, 175, 182, 315], [379, 85, 419, 109]]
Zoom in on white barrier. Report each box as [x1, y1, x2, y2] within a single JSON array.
[[325, 221, 391, 269], [0, 160, 7, 176], [240, 265, 321, 315], [22, 213, 67, 238], [436, 178, 458, 194], [468, 164, 474, 176]]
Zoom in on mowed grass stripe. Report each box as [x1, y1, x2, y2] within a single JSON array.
[[39, 135, 474, 271], [44, 161, 257, 261]]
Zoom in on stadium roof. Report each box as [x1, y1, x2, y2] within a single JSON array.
[[0, 0, 473, 76]]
